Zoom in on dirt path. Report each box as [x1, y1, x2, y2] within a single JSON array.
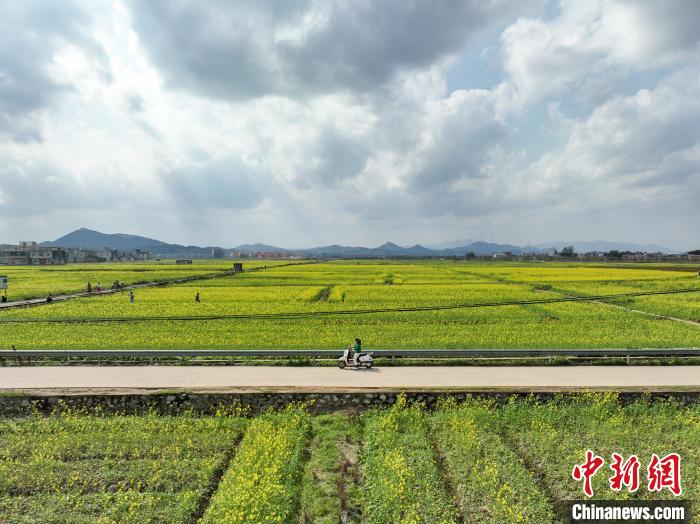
[[0, 271, 237, 310], [1, 366, 698, 392], [0, 261, 317, 312], [588, 298, 699, 326]]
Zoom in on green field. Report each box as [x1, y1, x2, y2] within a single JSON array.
[[0, 260, 265, 300], [1, 260, 698, 349], [1, 395, 697, 523]]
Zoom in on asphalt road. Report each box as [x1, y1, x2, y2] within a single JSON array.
[[1, 366, 698, 393]]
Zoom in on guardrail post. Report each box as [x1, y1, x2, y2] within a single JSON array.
[[626, 354, 630, 365]]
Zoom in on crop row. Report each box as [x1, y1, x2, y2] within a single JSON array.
[[0, 410, 246, 523], [200, 405, 310, 523], [1, 395, 698, 523], [2, 261, 698, 349]]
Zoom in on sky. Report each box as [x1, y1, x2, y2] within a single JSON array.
[[0, 0, 699, 251]]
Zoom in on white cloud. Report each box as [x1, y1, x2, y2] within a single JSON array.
[[500, 0, 700, 105], [512, 68, 700, 247], [0, 0, 698, 250]]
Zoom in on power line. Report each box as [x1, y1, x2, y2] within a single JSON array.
[[0, 287, 698, 324]]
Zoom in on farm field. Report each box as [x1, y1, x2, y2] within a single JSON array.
[[0, 260, 698, 349], [1, 395, 697, 523], [0, 260, 288, 301]]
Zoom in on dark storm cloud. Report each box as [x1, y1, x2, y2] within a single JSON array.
[[0, 1, 104, 142], [127, 0, 537, 101], [159, 158, 270, 210], [409, 94, 506, 191], [304, 126, 370, 187]]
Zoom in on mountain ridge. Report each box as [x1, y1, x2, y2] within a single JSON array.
[[34, 229, 679, 257]]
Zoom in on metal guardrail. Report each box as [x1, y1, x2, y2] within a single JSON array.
[[0, 348, 699, 360]]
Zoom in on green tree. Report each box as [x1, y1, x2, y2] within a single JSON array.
[[561, 246, 575, 258]]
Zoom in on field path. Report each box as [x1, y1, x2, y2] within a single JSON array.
[[1, 366, 698, 393], [0, 271, 238, 310], [0, 261, 316, 311], [587, 298, 699, 326]]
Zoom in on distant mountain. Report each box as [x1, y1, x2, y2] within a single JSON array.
[[425, 239, 473, 250], [233, 243, 289, 253], [537, 240, 673, 254], [300, 241, 523, 257], [36, 229, 681, 259], [44, 228, 168, 250], [42, 228, 210, 255]]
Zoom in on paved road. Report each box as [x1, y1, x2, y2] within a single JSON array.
[[1, 366, 698, 393]]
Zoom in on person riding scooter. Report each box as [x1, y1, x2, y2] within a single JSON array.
[[337, 338, 372, 369], [352, 338, 362, 367]]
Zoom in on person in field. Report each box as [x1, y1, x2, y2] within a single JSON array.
[[129, 291, 135, 303], [96, 282, 101, 293], [46, 294, 53, 303], [87, 282, 92, 293], [195, 292, 201, 303]]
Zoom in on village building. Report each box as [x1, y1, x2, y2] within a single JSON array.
[[0, 241, 68, 265]]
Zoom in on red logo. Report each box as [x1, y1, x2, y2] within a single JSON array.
[[609, 453, 640, 493], [647, 453, 682, 496], [572, 452, 682, 497], [572, 450, 605, 497]]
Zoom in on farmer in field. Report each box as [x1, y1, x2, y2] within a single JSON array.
[[87, 282, 92, 293], [129, 291, 135, 303], [195, 292, 201, 303]]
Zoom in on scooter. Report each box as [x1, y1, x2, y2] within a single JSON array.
[[338, 348, 373, 369]]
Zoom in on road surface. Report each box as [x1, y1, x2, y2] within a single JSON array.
[[1, 366, 698, 394]]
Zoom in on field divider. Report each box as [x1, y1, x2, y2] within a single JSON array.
[[425, 418, 466, 524], [0, 260, 319, 312], [560, 290, 699, 326], [189, 432, 244, 524], [495, 416, 562, 513], [465, 270, 700, 327], [1, 286, 698, 323]]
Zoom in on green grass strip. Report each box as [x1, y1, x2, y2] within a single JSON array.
[[298, 412, 362, 523], [430, 398, 556, 523]]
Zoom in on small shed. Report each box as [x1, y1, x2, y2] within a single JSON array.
[[233, 263, 243, 272]]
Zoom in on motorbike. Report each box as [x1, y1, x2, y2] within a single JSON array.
[[338, 348, 373, 369]]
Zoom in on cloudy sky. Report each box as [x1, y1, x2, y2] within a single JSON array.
[[1, 0, 699, 250]]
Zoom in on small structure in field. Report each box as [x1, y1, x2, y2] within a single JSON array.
[[176, 259, 193, 265], [233, 263, 243, 272]]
